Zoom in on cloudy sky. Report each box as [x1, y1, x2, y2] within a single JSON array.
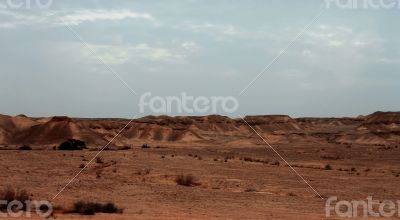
[[0, 0, 399, 118]]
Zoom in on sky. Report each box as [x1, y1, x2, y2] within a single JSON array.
[[0, 0, 399, 118]]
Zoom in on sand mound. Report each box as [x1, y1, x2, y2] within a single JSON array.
[[357, 112, 400, 136], [13, 116, 76, 144], [12, 116, 108, 146], [0, 114, 15, 131], [242, 115, 303, 133], [11, 115, 38, 130], [336, 133, 388, 145], [0, 112, 398, 146], [365, 111, 400, 124], [0, 127, 10, 144]]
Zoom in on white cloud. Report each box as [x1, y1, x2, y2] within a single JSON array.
[[328, 40, 344, 47], [59, 9, 154, 26], [174, 22, 274, 42], [181, 41, 199, 52], [375, 58, 400, 64], [269, 25, 396, 89], [75, 43, 188, 65], [0, 9, 155, 28], [304, 25, 380, 49], [49, 41, 191, 67], [132, 43, 186, 62], [0, 23, 14, 28]]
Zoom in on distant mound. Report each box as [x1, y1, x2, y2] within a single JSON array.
[[336, 133, 389, 145], [0, 127, 10, 144], [242, 115, 303, 133], [364, 111, 400, 124], [12, 116, 76, 145], [0, 114, 37, 130], [0, 112, 399, 147], [12, 116, 108, 146]]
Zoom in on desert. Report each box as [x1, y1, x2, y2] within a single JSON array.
[[1, 1, 399, 219], [0, 111, 399, 219]]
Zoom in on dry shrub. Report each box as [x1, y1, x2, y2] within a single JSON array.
[[19, 145, 32, 151], [244, 188, 257, 193], [58, 139, 86, 150], [175, 174, 196, 186], [320, 155, 341, 160], [271, 161, 280, 166], [96, 157, 104, 164], [325, 164, 333, 170], [243, 157, 254, 162], [135, 168, 151, 176], [119, 146, 131, 150], [71, 201, 122, 215], [0, 186, 31, 210]]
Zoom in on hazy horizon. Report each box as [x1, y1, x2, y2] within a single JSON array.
[[1, 110, 395, 119]]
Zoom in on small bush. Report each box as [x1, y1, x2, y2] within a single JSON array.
[[19, 145, 32, 151], [102, 202, 119, 213], [225, 156, 235, 160], [243, 157, 254, 162], [96, 157, 104, 164], [58, 139, 86, 151], [175, 174, 196, 186], [271, 161, 280, 166], [0, 186, 31, 210], [72, 201, 122, 215], [135, 168, 151, 175], [119, 146, 131, 150], [320, 155, 341, 160], [325, 164, 333, 170], [244, 188, 257, 193], [96, 170, 102, 178]]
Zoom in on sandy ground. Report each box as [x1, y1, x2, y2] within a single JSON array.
[[0, 141, 399, 219]]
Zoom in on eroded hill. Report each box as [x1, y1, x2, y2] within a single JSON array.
[[0, 112, 399, 148]]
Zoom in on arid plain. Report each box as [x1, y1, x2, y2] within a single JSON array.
[[0, 111, 399, 219]]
